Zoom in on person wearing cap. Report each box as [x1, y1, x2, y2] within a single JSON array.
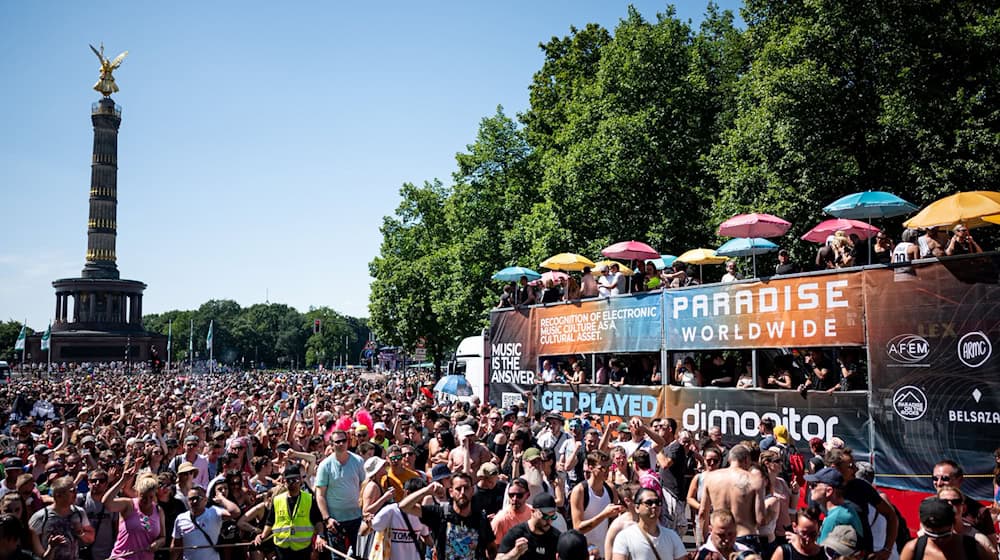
[[826, 447, 898, 559], [168, 436, 210, 489], [0, 459, 23, 499], [821, 525, 863, 559], [398, 471, 497, 560], [491, 479, 533, 547], [427, 465, 452, 505], [805, 467, 863, 544], [473, 462, 507, 520], [253, 464, 324, 560], [173, 463, 199, 509], [314, 429, 364, 555], [536, 414, 570, 455], [555, 420, 586, 488], [927, 486, 995, 557], [371, 422, 390, 451], [771, 506, 824, 560], [448, 424, 491, 478], [496, 492, 561, 560], [611, 487, 686, 560], [774, 249, 800, 275]]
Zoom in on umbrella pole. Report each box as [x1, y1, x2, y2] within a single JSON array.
[[752, 253, 757, 278], [867, 217, 873, 265]]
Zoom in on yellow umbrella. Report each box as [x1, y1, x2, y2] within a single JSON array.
[[903, 191, 1000, 229], [676, 248, 729, 265], [986, 214, 1000, 225], [590, 260, 633, 276], [539, 253, 596, 272]]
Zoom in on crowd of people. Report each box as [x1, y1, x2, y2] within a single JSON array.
[[496, 224, 988, 308], [0, 369, 996, 560], [529, 348, 867, 394]]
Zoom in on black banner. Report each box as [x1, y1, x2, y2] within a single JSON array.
[[866, 257, 1000, 499]]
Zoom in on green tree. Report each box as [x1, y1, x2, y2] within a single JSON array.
[[0, 320, 30, 363]]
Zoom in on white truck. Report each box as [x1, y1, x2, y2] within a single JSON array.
[[448, 333, 487, 403]]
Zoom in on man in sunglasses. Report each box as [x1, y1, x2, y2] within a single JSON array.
[[76, 468, 117, 560], [931, 460, 995, 541], [805, 467, 863, 546], [496, 493, 561, 560], [382, 445, 419, 502], [610, 488, 687, 560], [491, 478, 533, 546]]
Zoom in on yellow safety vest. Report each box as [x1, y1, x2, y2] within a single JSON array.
[[272, 491, 315, 550]]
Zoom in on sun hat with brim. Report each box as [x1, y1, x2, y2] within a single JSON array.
[[455, 425, 475, 440], [820, 525, 858, 557], [364, 456, 387, 479], [477, 463, 499, 477], [177, 462, 198, 475]]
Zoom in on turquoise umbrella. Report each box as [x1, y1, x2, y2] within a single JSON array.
[[492, 266, 541, 282], [716, 238, 779, 278]]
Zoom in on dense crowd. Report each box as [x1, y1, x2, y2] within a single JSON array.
[[0, 369, 997, 560]]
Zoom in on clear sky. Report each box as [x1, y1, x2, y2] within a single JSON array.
[[1, 1, 740, 330]]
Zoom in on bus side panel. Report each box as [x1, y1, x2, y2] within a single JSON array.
[[866, 257, 1000, 500]]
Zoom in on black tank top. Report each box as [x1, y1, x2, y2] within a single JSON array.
[[778, 543, 825, 560]]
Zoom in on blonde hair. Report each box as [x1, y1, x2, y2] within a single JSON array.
[[135, 473, 159, 495]]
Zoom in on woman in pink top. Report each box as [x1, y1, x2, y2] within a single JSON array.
[[104, 472, 166, 560]]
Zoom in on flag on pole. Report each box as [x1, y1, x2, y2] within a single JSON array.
[[40, 324, 51, 351], [13, 325, 26, 351], [206, 320, 214, 351], [168, 321, 172, 347]]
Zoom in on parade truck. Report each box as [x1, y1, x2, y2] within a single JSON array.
[[449, 332, 487, 403], [486, 253, 1000, 508]]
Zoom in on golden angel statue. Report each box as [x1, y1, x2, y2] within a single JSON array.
[[90, 43, 128, 97]]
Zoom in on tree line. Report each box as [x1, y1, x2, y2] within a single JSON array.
[[1, 302, 369, 369], [368, 1, 1000, 367]]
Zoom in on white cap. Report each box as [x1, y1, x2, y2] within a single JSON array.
[[373, 421, 388, 431], [455, 425, 476, 440]]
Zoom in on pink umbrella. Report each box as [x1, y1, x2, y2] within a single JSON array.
[[801, 218, 881, 243], [717, 213, 792, 238], [601, 240, 660, 260], [529, 271, 570, 286]]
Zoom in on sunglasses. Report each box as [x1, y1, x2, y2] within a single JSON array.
[[388, 455, 402, 461], [639, 499, 662, 507], [932, 475, 952, 482], [795, 529, 818, 540], [332, 439, 348, 444], [403, 452, 415, 457], [188, 496, 204, 503], [539, 511, 558, 521], [89, 478, 108, 484], [508, 492, 526, 498]]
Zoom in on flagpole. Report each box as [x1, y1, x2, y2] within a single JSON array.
[[189, 319, 194, 373], [46, 322, 51, 375], [21, 318, 26, 375], [208, 320, 214, 374], [167, 320, 172, 374]]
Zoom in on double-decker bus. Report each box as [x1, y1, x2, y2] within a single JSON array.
[[485, 253, 1000, 512]]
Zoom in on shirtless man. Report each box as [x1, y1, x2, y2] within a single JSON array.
[[699, 444, 766, 553], [448, 424, 492, 476]]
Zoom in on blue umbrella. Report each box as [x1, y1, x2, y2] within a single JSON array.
[[716, 238, 779, 278], [824, 191, 918, 264], [434, 374, 474, 397], [492, 266, 541, 282], [823, 191, 919, 220], [646, 254, 678, 270]]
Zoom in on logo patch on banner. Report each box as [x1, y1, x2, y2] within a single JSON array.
[[892, 385, 928, 421], [886, 334, 930, 365], [957, 331, 991, 368]]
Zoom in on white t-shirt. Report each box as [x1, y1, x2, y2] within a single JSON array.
[[173, 506, 225, 560], [370, 504, 430, 560], [612, 523, 686, 560]]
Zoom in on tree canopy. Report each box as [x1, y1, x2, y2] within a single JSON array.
[[368, 1, 1000, 361]]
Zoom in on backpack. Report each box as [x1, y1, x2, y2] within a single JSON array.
[[572, 481, 614, 528], [777, 444, 806, 487]]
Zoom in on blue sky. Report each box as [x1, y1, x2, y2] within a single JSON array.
[[1, 1, 741, 330]]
